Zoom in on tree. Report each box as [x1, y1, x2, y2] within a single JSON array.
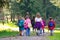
[[9, 0, 60, 20], [0, 0, 9, 24]]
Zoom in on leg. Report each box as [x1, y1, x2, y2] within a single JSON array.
[[36, 30, 40, 36], [22, 30, 24, 36], [40, 28, 43, 35], [20, 31, 22, 36], [28, 28, 30, 36], [50, 30, 53, 36], [43, 29, 45, 33], [23, 29, 26, 36], [32, 25, 34, 31], [33, 27, 34, 32], [26, 29, 28, 36], [26, 28, 30, 36]]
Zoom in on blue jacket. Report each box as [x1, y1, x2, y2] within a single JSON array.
[[18, 19, 24, 27]]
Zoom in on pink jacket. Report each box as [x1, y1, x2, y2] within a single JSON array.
[[41, 20, 45, 29], [24, 18, 31, 28]]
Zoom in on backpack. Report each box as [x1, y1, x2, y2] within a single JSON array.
[[18, 20, 24, 27], [24, 21, 28, 28], [49, 21, 54, 27]]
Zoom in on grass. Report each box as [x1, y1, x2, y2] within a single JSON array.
[[0, 22, 60, 39], [49, 33, 60, 40], [0, 30, 19, 38], [0, 29, 60, 40], [30, 31, 36, 36], [56, 24, 60, 28], [5, 22, 18, 28], [0, 22, 19, 38], [0, 22, 18, 28]]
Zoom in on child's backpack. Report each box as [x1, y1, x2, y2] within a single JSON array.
[[49, 21, 54, 27], [24, 20, 28, 28], [18, 20, 24, 27]]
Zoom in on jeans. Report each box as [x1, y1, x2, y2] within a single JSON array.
[[50, 30, 53, 36], [40, 28, 43, 34], [43, 29, 45, 33], [26, 28, 30, 36]]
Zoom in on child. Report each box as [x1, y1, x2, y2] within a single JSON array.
[[48, 17, 55, 36], [42, 18, 46, 33], [18, 17, 24, 36], [24, 16, 31, 36], [35, 12, 43, 36], [31, 16, 35, 32]]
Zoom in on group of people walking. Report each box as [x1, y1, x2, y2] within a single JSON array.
[[18, 12, 55, 36]]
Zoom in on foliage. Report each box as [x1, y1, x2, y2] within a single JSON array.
[[9, 0, 60, 18], [0, 0, 60, 23]]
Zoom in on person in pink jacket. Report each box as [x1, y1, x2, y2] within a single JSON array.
[[24, 16, 31, 36]]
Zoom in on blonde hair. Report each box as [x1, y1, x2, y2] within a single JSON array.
[[36, 12, 41, 18]]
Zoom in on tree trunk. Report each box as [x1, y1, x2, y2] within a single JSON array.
[[11, 13, 13, 22], [12, 14, 15, 22]]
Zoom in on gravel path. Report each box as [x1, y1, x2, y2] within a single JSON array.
[[0, 36, 49, 40]]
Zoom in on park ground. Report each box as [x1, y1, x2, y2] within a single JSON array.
[[0, 22, 60, 40]]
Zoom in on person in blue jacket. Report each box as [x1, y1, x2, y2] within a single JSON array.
[[18, 17, 24, 36]]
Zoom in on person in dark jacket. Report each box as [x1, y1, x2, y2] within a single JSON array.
[[31, 16, 35, 31]]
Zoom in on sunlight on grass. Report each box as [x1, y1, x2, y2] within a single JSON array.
[[5, 22, 18, 28], [54, 30, 60, 33], [0, 22, 19, 31]]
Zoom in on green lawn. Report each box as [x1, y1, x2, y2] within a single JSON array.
[[0, 22, 18, 38], [49, 33, 60, 40], [0, 30, 19, 38]]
